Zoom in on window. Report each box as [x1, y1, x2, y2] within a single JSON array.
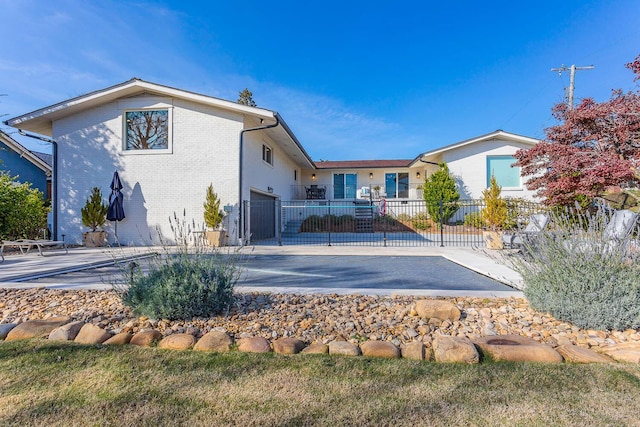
[[124, 110, 169, 151], [333, 173, 357, 199], [262, 144, 273, 165], [487, 156, 521, 189], [385, 172, 409, 198]]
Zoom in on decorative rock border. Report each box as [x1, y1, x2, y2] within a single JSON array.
[[0, 289, 640, 363]]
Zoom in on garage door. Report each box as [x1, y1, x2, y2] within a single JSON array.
[[249, 191, 277, 242]]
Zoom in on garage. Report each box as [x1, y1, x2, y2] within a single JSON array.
[[248, 191, 277, 242]]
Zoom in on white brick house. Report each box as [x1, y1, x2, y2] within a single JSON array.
[[5, 79, 539, 246]]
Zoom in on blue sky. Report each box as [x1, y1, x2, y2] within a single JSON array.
[[1, 0, 639, 161]]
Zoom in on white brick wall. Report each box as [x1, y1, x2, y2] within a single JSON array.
[[53, 95, 244, 245]]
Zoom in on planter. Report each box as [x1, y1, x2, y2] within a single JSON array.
[[482, 230, 503, 250], [205, 230, 227, 247], [83, 231, 107, 247]]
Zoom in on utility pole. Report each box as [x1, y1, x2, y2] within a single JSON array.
[[551, 64, 594, 109]]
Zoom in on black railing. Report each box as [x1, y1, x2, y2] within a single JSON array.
[[243, 198, 545, 247]]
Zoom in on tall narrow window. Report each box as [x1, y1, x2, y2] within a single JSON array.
[[385, 173, 409, 198], [262, 144, 273, 165], [486, 156, 520, 189], [333, 173, 357, 199]]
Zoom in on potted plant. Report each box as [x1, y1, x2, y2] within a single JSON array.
[[481, 175, 508, 249], [81, 187, 108, 247], [203, 184, 227, 246]]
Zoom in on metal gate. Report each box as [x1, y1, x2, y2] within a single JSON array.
[[243, 199, 543, 247]]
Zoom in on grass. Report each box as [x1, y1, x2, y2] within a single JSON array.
[[1, 340, 640, 426]]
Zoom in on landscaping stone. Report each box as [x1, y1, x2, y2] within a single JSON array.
[[328, 341, 361, 356], [0, 323, 17, 340], [598, 342, 640, 363], [301, 343, 329, 354], [158, 333, 196, 350], [103, 332, 133, 345], [74, 323, 111, 344], [273, 337, 305, 354], [49, 321, 85, 341], [238, 336, 271, 353], [473, 335, 563, 363], [556, 344, 613, 363], [415, 300, 461, 321], [433, 336, 479, 364], [5, 316, 71, 341], [130, 329, 162, 347], [361, 340, 401, 358], [400, 341, 425, 360], [194, 330, 233, 352]]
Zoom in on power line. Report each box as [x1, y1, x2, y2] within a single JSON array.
[[551, 64, 594, 109]]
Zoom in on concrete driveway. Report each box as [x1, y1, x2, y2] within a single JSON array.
[[0, 245, 523, 297]]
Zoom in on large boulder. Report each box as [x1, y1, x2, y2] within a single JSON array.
[[415, 300, 461, 321], [556, 345, 613, 364], [273, 337, 305, 355], [103, 332, 133, 345], [5, 317, 71, 341], [237, 336, 271, 353], [158, 333, 196, 351], [360, 341, 400, 359], [74, 323, 112, 344], [597, 342, 640, 363], [0, 323, 17, 340], [328, 341, 361, 357], [400, 341, 426, 360], [433, 336, 479, 364], [473, 335, 563, 363], [301, 343, 329, 354], [130, 329, 163, 347], [49, 321, 85, 341], [194, 330, 233, 353]]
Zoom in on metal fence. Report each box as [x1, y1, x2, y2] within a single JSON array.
[[243, 198, 544, 247]]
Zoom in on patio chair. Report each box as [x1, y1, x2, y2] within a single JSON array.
[[563, 209, 638, 256], [501, 213, 550, 249], [0, 238, 68, 263]]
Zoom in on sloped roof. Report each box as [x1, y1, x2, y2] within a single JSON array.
[[4, 78, 315, 169], [315, 159, 413, 169], [0, 130, 52, 174]]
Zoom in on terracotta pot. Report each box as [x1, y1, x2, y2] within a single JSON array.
[[205, 230, 227, 247], [483, 230, 503, 250], [83, 231, 107, 247]]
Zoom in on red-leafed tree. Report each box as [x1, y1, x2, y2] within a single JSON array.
[[514, 54, 640, 206]]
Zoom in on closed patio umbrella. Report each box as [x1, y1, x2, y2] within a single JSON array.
[[107, 171, 125, 241]]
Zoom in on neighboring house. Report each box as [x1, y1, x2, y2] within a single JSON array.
[[4, 78, 539, 246], [0, 129, 52, 198]]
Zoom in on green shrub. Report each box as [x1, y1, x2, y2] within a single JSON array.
[[117, 212, 240, 320], [396, 213, 411, 222], [81, 187, 108, 231], [0, 172, 48, 239], [464, 211, 484, 228], [411, 212, 430, 230], [508, 209, 640, 330], [423, 163, 460, 227]]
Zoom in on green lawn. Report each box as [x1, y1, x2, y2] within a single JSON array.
[[1, 340, 640, 426]]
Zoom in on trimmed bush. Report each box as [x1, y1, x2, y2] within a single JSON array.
[[0, 172, 48, 239], [509, 208, 640, 330]]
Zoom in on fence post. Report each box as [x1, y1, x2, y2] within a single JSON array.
[[327, 200, 332, 247], [277, 199, 282, 246], [439, 199, 444, 247]]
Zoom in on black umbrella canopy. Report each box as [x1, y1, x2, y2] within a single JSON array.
[[107, 171, 125, 222]]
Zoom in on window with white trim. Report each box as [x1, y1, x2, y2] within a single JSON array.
[[124, 109, 170, 151], [333, 173, 357, 199], [486, 155, 521, 189], [385, 172, 409, 198], [262, 144, 273, 166]]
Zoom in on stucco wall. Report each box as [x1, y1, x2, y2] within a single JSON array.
[[52, 95, 245, 245]]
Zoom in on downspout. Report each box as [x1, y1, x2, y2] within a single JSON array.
[[238, 113, 280, 245], [18, 129, 58, 240]]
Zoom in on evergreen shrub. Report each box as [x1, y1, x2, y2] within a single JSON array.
[[0, 172, 48, 239], [509, 208, 640, 330], [117, 212, 240, 320]]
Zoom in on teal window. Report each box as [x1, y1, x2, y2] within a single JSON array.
[[385, 172, 409, 198], [487, 156, 520, 189], [333, 173, 357, 199]]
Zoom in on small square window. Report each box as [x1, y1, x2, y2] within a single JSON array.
[[124, 110, 169, 151], [262, 145, 273, 165]]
